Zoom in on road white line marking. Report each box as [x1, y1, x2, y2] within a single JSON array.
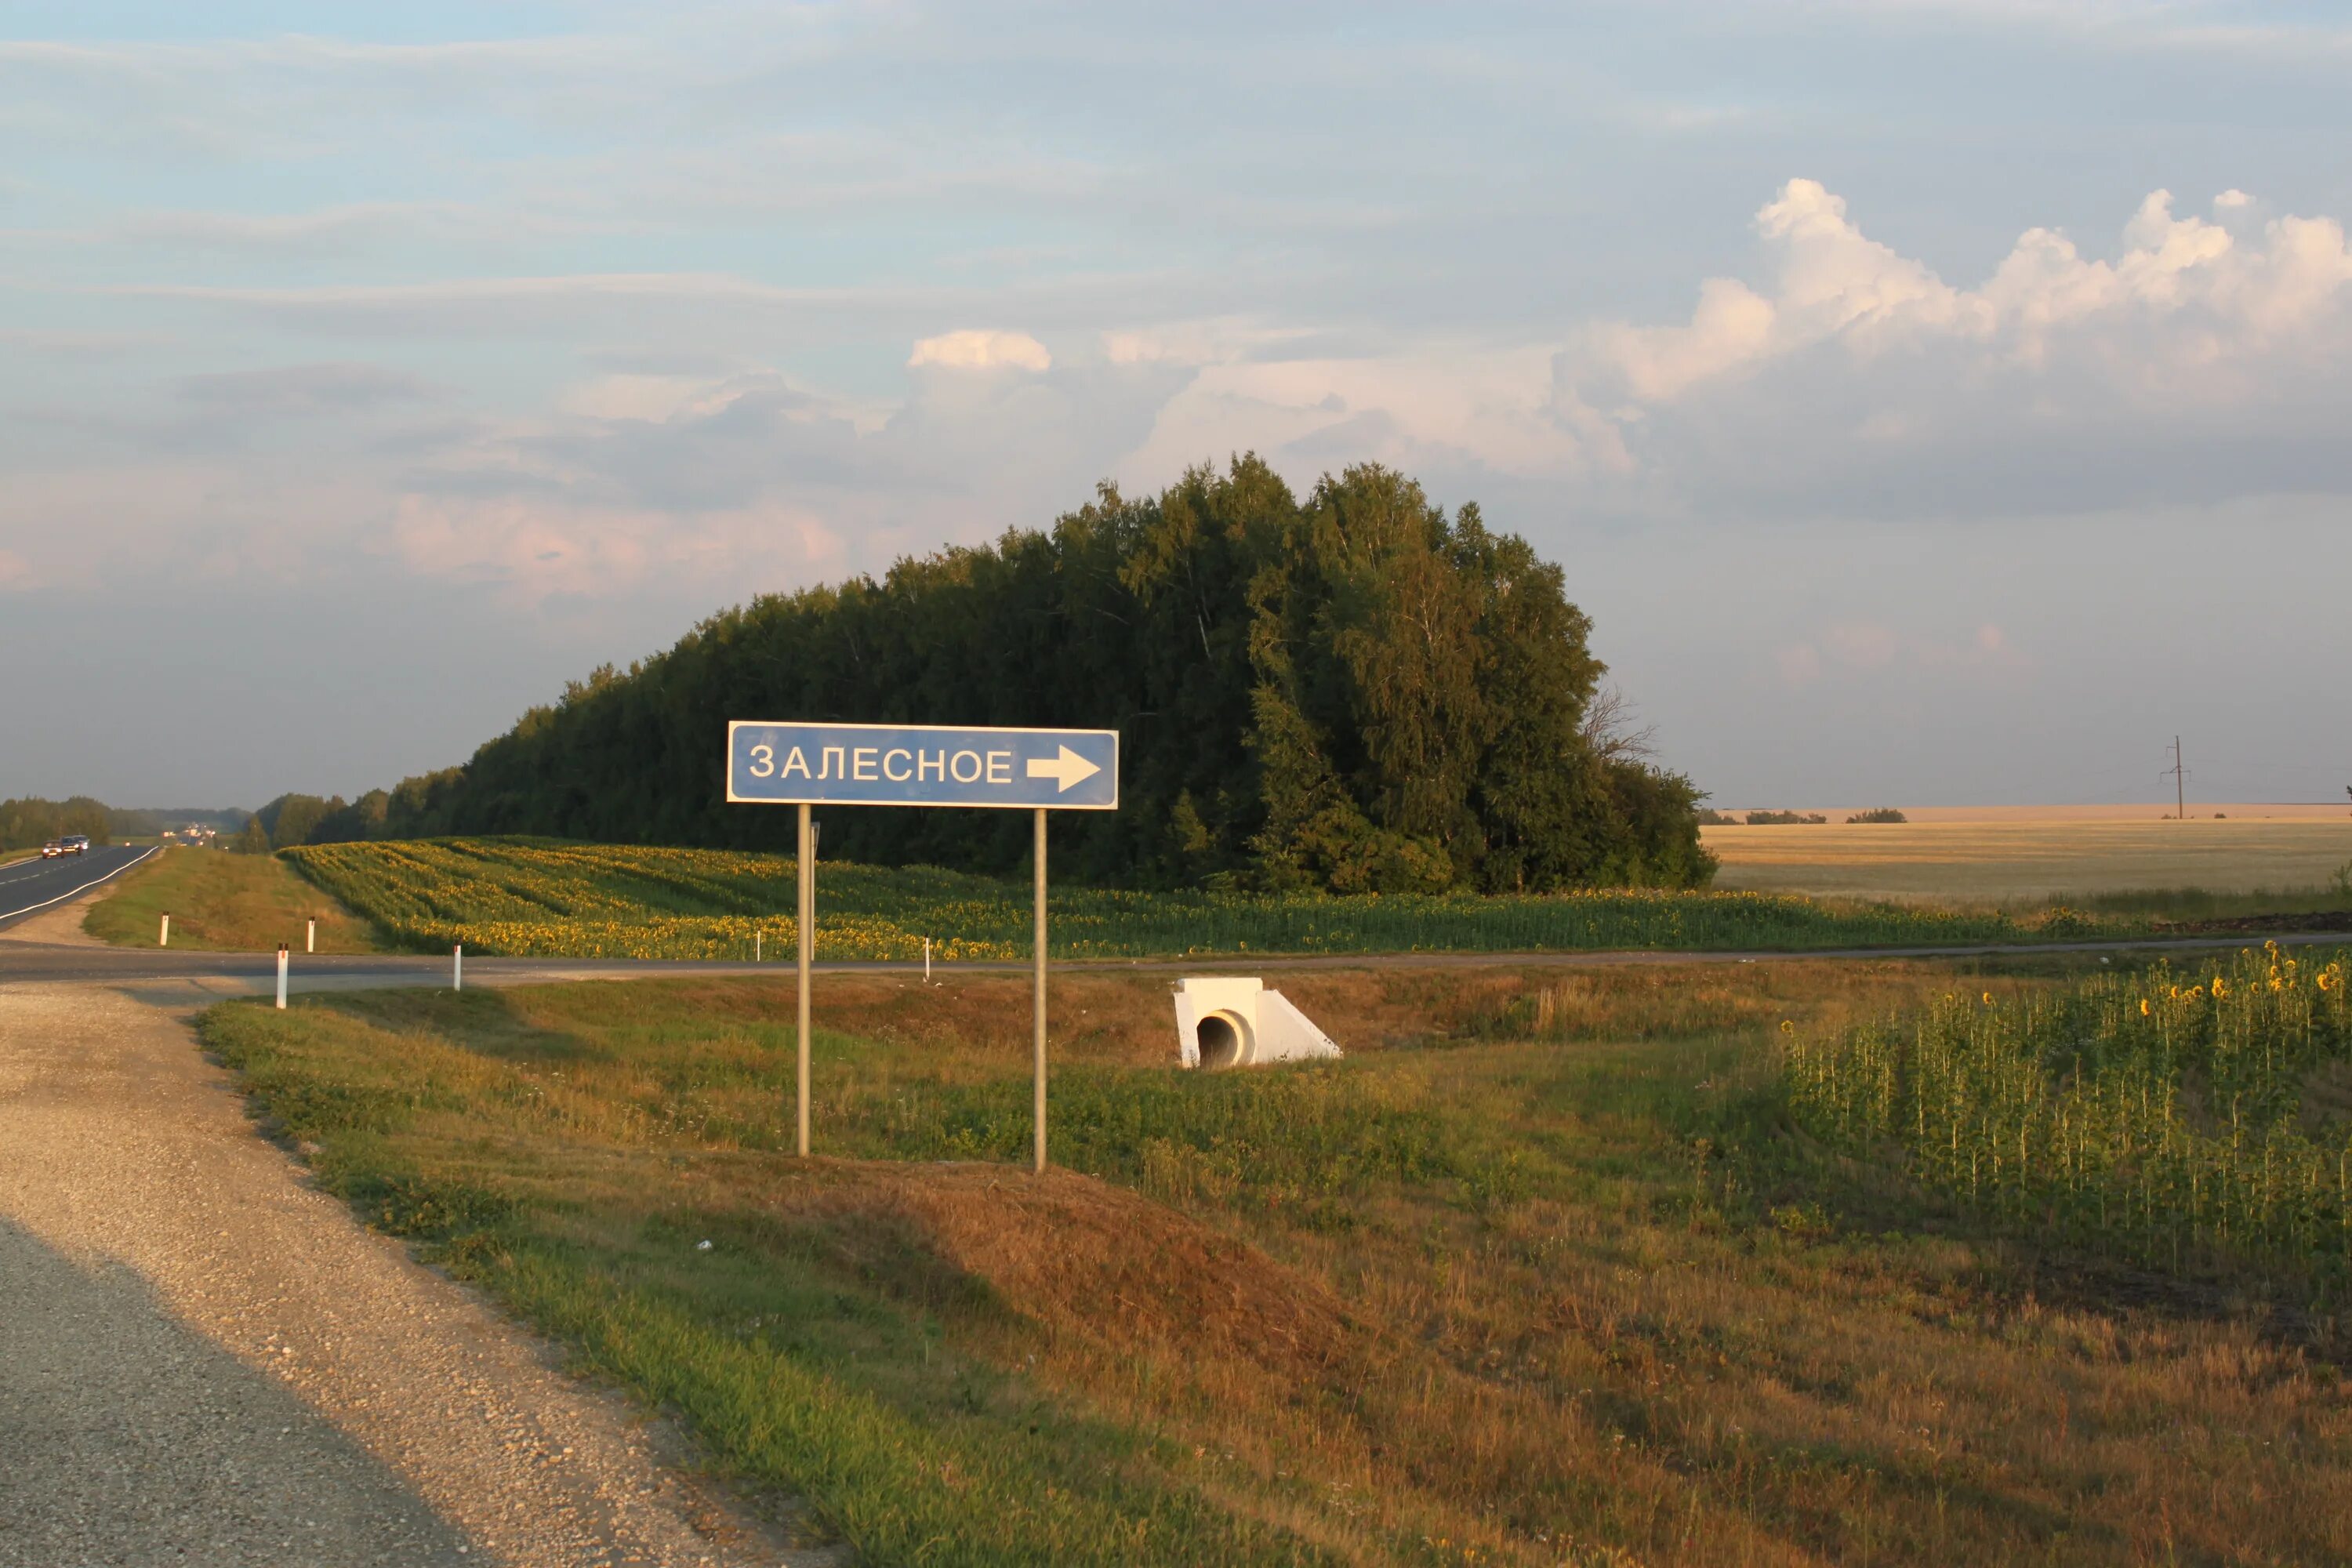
[[0, 847, 158, 925], [0, 864, 89, 891]]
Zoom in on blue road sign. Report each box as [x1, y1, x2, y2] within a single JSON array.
[[726, 721, 1119, 811]]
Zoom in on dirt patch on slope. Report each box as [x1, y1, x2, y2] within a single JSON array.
[[731, 1160, 1363, 1385]]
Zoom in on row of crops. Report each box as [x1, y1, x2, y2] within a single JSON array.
[[1784, 943, 2352, 1283], [283, 837, 2118, 962]]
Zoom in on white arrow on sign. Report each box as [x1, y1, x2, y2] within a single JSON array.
[[1025, 745, 1102, 793]]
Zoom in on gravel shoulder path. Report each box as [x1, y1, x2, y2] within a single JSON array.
[[0, 882, 111, 948], [0, 985, 825, 1568]]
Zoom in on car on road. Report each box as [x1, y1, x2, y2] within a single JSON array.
[[40, 839, 65, 858], [38, 836, 90, 858]]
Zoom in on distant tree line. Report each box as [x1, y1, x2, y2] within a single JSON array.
[[2, 799, 256, 851], [268, 459, 1715, 892], [1693, 808, 1906, 826], [235, 781, 450, 855], [0, 796, 114, 851]]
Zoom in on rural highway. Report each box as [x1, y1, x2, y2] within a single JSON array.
[[2, 924, 2348, 996], [0, 844, 154, 935]]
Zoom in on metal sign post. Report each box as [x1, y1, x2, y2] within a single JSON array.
[[727, 720, 1119, 1172], [796, 800, 812, 1160], [1033, 807, 1047, 1174]]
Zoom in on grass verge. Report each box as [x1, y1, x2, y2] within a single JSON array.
[[198, 957, 2352, 1564], [85, 848, 385, 952]]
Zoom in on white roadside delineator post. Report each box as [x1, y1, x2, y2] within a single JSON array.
[[453, 943, 463, 993], [306, 917, 315, 954], [159, 912, 169, 947], [276, 945, 289, 1010], [924, 937, 931, 983], [755, 929, 762, 963]]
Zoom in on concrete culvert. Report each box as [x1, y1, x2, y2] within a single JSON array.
[[1196, 1011, 1247, 1070], [1174, 978, 1341, 1069]]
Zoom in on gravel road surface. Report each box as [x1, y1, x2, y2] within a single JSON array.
[[0, 984, 826, 1567]]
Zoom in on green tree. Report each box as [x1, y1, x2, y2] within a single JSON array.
[[350, 458, 1714, 892], [0, 795, 113, 850], [256, 793, 341, 850]]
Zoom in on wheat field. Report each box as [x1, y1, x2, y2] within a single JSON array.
[[1708, 817, 2352, 901]]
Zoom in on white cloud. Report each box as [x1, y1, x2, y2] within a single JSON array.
[[1591, 180, 1983, 401], [385, 493, 844, 604], [1561, 178, 2352, 514], [1090, 180, 2352, 516], [906, 329, 1052, 372], [20, 170, 2352, 609], [1098, 318, 1312, 367], [1775, 619, 2027, 689], [1116, 348, 1588, 492]]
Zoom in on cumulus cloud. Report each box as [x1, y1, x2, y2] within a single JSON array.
[[1559, 179, 2352, 515], [1584, 178, 2352, 400], [1116, 348, 1585, 493], [17, 174, 2352, 608], [906, 329, 1052, 372]]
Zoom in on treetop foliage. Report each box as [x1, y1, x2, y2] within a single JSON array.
[[0, 795, 113, 851], [350, 459, 1715, 891]]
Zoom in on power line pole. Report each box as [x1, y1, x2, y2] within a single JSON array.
[[2162, 735, 2188, 821]]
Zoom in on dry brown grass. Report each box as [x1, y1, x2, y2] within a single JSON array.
[[205, 956, 2352, 1566], [539, 959, 2034, 1072]]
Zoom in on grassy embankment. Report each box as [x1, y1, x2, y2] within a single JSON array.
[[279, 837, 2141, 962], [201, 953, 2352, 1566], [83, 847, 384, 953]]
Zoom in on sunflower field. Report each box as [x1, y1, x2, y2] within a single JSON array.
[[1784, 942, 2352, 1282], [284, 836, 2122, 962]]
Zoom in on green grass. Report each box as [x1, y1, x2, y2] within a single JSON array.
[[82, 847, 385, 952], [282, 836, 2143, 961], [197, 959, 2352, 1565], [2023, 883, 2352, 924]]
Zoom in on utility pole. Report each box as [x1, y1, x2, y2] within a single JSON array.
[[2162, 736, 2188, 821]]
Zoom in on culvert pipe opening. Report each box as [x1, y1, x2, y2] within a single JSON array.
[[1196, 1011, 1247, 1070]]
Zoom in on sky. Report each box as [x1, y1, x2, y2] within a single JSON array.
[[3, 0, 2349, 811]]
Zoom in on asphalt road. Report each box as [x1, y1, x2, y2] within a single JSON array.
[[0, 845, 154, 935], [3, 924, 2350, 998]]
